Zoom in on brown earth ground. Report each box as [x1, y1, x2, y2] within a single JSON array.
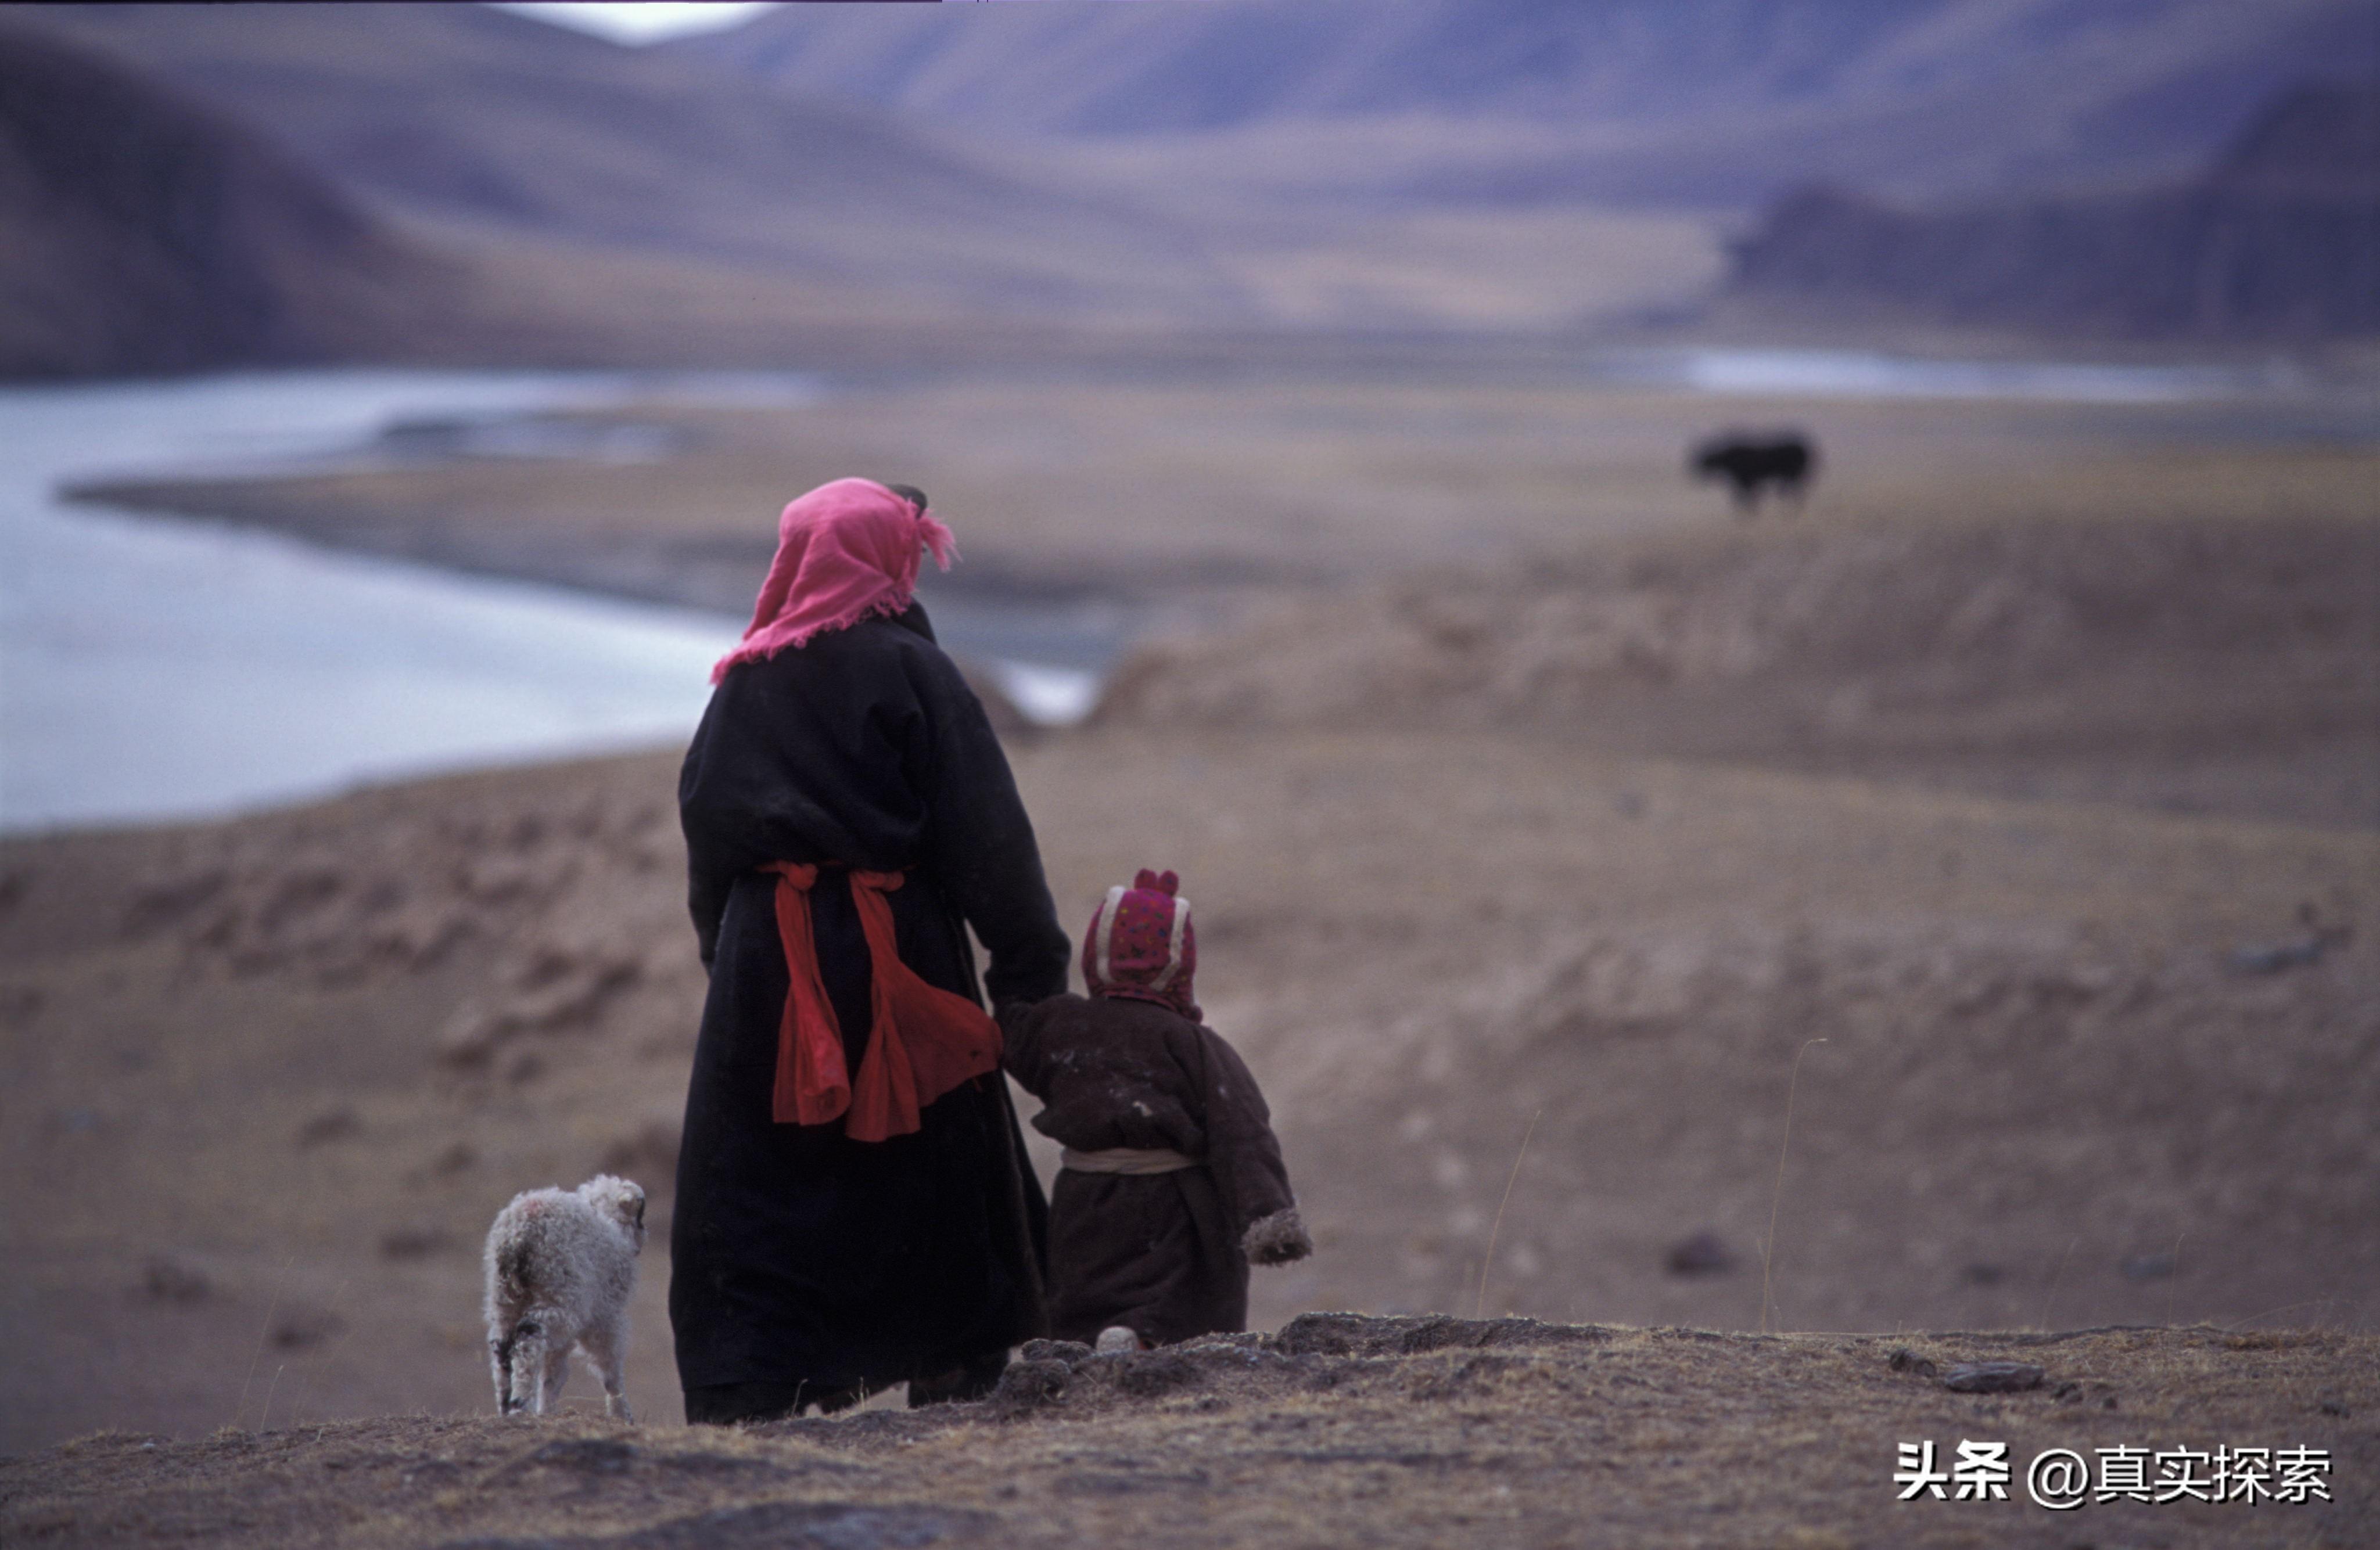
[[5, 1317, 2374, 1548], [5, 366, 2375, 1544]]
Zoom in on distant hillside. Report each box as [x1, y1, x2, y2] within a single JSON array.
[[3, 3, 1250, 325], [1726, 82, 2380, 340], [0, 26, 453, 377], [670, 0, 2374, 206]]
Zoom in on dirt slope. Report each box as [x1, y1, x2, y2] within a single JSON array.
[[3, 717, 2372, 1457], [1098, 512, 2380, 829]]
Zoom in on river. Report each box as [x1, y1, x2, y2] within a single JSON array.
[[2, 371, 789, 833]]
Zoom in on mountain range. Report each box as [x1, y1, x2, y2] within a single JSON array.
[[672, 0, 2375, 206], [3, 3, 1251, 327], [0, 26, 450, 376], [1726, 81, 2380, 340], [2, 1, 2373, 376]]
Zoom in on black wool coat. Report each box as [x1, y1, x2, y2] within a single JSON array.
[[1003, 993, 1300, 1347], [672, 605, 1071, 1396]]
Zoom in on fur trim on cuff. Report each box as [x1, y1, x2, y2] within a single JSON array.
[[1242, 1207, 1312, 1266]]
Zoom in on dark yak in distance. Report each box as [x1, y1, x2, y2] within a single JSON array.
[[1690, 431, 1818, 513]]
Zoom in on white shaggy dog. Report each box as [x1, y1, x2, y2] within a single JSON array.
[[482, 1174, 645, 1420]]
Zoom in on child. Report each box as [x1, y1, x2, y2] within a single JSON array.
[[1002, 869, 1311, 1349]]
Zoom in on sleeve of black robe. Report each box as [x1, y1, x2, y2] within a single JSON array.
[[906, 649, 1072, 1013], [687, 822, 733, 973], [1178, 1023, 1297, 1235]]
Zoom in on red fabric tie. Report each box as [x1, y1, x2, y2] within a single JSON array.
[[763, 862, 1002, 1142]]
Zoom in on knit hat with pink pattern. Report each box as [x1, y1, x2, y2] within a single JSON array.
[[1081, 868, 1198, 1021]]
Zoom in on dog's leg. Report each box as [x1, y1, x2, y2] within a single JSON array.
[[583, 1317, 634, 1423], [489, 1330, 515, 1415], [507, 1319, 549, 1416], [542, 1337, 572, 1414]]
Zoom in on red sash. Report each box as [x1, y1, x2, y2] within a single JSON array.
[[763, 862, 1002, 1142]]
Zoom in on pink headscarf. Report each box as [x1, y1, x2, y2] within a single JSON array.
[[1082, 868, 1200, 1022], [710, 478, 957, 685]]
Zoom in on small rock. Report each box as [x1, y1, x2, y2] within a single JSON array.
[[2227, 909, 2348, 976], [990, 1358, 1071, 1412], [1665, 1231, 1735, 1276], [459, 857, 539, 903], [378, 1226, 452, 1261], [1943, 1361, 2044, 1394], [522, 1438, 636, 1476], [142, 1256, 211, 1304], [434, 1006, 507, 1069], [2228, 938, 2327, 975], [0, 983, 43, 1030], [1116, 1352, 1201, 1398], [2120, 1251, 2177, 1282], [272, 1303, 344, 1350], [120, 868, 228, 938], [295, 1107, 361, 1147]]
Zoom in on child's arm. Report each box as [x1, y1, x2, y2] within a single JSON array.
[[997, 996, 1054, 1099], [1189, 1028, 1312, 1266]]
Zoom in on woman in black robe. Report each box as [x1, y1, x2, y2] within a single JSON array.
[[672, 478, 1070, 1424]]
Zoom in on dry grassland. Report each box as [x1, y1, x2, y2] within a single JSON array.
[[74, 374, 2380, 606]]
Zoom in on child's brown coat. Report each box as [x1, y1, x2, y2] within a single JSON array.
[[1003, 992, 1306, 1346]]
